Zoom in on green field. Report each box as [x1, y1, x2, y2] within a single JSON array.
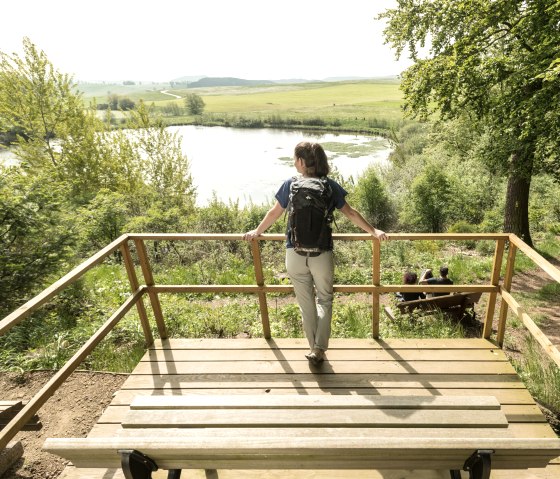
[[79, 79, 406, 132]]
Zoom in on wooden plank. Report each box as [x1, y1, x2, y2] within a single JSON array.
[[120, 373, 524, 390], [42, 436, 560, 470], [129, 360, 517, 375], [121, 408, 509, 428], [111, 387, 537, 405], [509, 234, 560, 284], [150, 338, 498, 350], [57, 466, 461, 479], [141, 348, 509, 362], [99, 404, 547, 429], [0, 401, 21, 420], [115, 426, 513, 439], [58, 464, 560, 479], [91, 421, 560, 441], [501, 405, 548, 423], [506, 423, 560, 439], [130, 394, 501, 410]]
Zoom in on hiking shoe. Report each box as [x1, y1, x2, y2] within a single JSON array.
[[307, 348, 325, 365]]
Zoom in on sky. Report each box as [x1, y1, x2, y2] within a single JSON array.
[[0, 0, 412, 83]]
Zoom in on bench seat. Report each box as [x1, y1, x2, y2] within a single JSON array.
[[43, 394, 560, 478], [384, 292, 482, 320]]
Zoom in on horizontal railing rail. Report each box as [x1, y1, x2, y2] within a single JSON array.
[[0, 232, 559, 451]]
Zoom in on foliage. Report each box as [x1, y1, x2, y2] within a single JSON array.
[[0, 167, 76, 316], [403, 162, 452, 232], [380, 0, 560, 245], [512, 335, 560, 413], [184, 93, 205, 115], [350, 165, 396, 230], [77, 189, 129, 253]]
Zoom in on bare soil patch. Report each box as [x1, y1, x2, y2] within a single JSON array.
[[0, 371, 127, 479]]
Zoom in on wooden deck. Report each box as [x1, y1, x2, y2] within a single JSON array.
[[57, 338, 560, 479]]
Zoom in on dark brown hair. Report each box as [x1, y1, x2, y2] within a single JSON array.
[[294, 141, 330, 177], [403, 271, 418, 285]]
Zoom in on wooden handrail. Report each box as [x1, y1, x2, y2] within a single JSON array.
[[0, 287, 145, 450], [0, 234, 129, 336], [1, 231, 559, 451]]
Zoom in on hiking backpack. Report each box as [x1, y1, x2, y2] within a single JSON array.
[[288, 176, 334, 256]]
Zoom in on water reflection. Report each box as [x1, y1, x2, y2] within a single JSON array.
[[170, 126, 391, 206], [1, 126, 392, 207]]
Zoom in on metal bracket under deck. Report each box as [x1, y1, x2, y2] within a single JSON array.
[[450, 449, 494, 479], [119, 449, 182, 479]]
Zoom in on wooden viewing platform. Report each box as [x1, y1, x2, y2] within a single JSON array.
[[53, 337, 560, 479], [1, 232, 560, 478]]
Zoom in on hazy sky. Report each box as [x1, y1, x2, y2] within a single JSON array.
[[1, 0, 411, 82]]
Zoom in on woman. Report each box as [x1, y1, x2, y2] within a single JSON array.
[[396, 271, 425, 302], [243, 142, 387, 364]]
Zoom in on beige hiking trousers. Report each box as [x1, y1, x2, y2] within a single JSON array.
[[285, 248, 334, 351]]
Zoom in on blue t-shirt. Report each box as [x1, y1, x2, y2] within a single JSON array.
[[275, 176, 348, 248]]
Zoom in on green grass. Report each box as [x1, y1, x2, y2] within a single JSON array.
[[511, 335, 560, 413], [80, 79, 406, 133]]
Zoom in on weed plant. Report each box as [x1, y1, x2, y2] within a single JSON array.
[[512, 335, 560, 414]]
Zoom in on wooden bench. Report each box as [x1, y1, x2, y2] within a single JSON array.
[[43, 394, 560, 479], [0, 400, 41, 431], [384, 292, 483, 321]]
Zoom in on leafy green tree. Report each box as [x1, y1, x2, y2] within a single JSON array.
[[76, 189, 129, 253], [404, 164, 452, 232], [0, 38, 88, 171], [185, 93, 205, 115], [0, 168, 75, 316], [380, 0, 560, 246], [351, 166, 395, 230], [125, 101, 196, 213]]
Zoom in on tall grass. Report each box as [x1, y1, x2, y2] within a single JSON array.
[[512, 335, 560, 413]]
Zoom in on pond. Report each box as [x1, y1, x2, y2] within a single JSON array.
[[170, 125, 392, 206], [1, 126, 392, 206]]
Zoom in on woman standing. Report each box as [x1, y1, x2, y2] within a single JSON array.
[[243, 142, 387, 364]]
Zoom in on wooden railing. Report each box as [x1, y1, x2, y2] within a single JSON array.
[[0, 232, 559, 450]]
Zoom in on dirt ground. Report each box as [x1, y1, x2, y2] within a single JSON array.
[[1, 371, 127, 478], [1, 269, 559, 479]]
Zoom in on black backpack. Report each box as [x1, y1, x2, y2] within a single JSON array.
[[288, 176, 334, 256]]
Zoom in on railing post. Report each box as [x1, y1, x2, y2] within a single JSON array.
[[133, 239, 168, 340], [120, 241, 154, 346], [483, 239, 506, 339], [250, 240, 271, 339], [371, 239, 381, 339], [497, 241, 517, 347]]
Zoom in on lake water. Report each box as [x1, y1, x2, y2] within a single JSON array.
[[1, 126, 392, 206], [170, 126, 392, 206]]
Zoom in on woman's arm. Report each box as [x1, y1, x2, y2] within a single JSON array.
[[243, 201, 285, 241], [339, 202, 387, 240]]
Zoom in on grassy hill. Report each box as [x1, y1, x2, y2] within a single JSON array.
[[78, 78, 405, 133]]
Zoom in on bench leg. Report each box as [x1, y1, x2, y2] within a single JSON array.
[[449, 470, 462, 479], [463, 449, 493, 479], [168, 469, 182, 478], [119, 449, 158, 479]]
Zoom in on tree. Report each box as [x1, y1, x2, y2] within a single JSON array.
[[0, 168, 75, 316], [405, 163, 452, 232], [352, 166, 395, 230], [380, 0, 560, 246], [185, 93, 205, 115]]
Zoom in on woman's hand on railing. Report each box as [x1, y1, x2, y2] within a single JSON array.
[[243, 229, 260, 241], [373, 228, 388, 241]]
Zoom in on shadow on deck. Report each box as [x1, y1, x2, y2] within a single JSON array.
[[58, 337, 559, 479]]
